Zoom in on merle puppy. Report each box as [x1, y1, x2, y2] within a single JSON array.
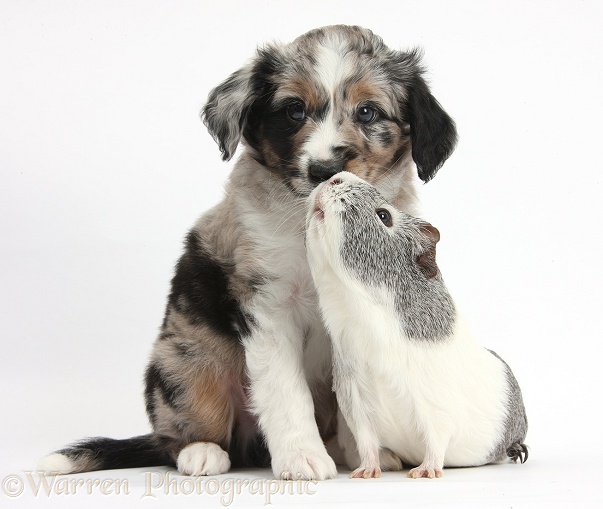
[[39, 25, 457, 480]]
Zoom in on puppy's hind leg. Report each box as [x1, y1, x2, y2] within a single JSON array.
[[146, 360, 240, 476], [176, 442, 231, 476]]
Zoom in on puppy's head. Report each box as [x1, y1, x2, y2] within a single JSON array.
[[203, 25, 457, 198]]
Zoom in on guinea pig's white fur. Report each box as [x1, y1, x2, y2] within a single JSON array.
[[306, 172, 528, 478]]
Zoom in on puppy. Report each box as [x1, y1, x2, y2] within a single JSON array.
[[306, 172, 528, 479], [38, 25, 457, 480]]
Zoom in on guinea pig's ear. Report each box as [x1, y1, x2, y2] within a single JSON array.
[[201, 46, 282, 161], [416, 222, 440, 279], [389, 50, 457, 182]]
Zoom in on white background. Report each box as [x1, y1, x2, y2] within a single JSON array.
[[1, 1, 602, 507]]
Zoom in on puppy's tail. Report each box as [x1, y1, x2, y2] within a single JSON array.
[[507, 442, 529, 464], [37, 434, 173, 474]]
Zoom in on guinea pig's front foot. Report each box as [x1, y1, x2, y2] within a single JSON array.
[[350, 465, 381, 479], [407, 463, 443, 479]]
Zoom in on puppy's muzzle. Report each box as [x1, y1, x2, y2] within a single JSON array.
[[308, 159, 344, 185]]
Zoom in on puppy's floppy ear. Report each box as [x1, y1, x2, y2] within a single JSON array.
[[416, 222, 440, 279], [201, 46, 282, 161], [388, 49, 457, 182], [202, 64, 257, 161], [406, 76, 458, 182]]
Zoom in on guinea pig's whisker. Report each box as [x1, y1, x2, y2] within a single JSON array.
[[269, 201, 307, 240], [380, 153, 406, 181]]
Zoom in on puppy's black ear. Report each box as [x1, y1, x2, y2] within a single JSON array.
[[406, 76, 458, 182], [389, 49, 457, 181]]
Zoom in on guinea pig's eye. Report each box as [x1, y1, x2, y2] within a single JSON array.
[[357, 106, 378, 124], [376, 208, 393, 227], [287, 102, 306, 121]]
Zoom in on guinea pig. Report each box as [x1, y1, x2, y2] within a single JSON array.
[[305, 171, 528, 479]]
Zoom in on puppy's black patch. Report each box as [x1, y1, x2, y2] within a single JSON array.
[[145, 363, 183, 420], [168, 231, 250, 339], [158, 330, 176, 341], [375, 128, 394, 146], [406, 76, 457, 182]]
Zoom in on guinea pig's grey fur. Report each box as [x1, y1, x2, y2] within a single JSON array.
[[337, 181, 456, 341], [306, 171, 528, 478]]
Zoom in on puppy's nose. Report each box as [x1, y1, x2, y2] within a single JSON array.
[[308, 160, 343, 185]]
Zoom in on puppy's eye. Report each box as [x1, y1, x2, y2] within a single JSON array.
[[376, 208, 393, 227], [357, 106, 378, 124], [287, 103, 306, 121]]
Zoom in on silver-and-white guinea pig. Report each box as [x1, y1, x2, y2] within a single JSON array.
[[305, 171, 528, 479]]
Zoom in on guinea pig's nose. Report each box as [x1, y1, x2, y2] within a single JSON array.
[[330, 177, 343, 186]]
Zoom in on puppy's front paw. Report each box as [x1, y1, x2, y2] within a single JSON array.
[[177, 442, 230, 476], [273, 449, 337, 480], [408, 464, 443, 479]]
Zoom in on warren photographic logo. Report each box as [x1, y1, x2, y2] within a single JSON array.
[[2, 472, 130, 498], [1, 471, 318, 506]]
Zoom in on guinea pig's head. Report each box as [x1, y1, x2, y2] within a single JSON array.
[[306, 171, 440, 286]]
